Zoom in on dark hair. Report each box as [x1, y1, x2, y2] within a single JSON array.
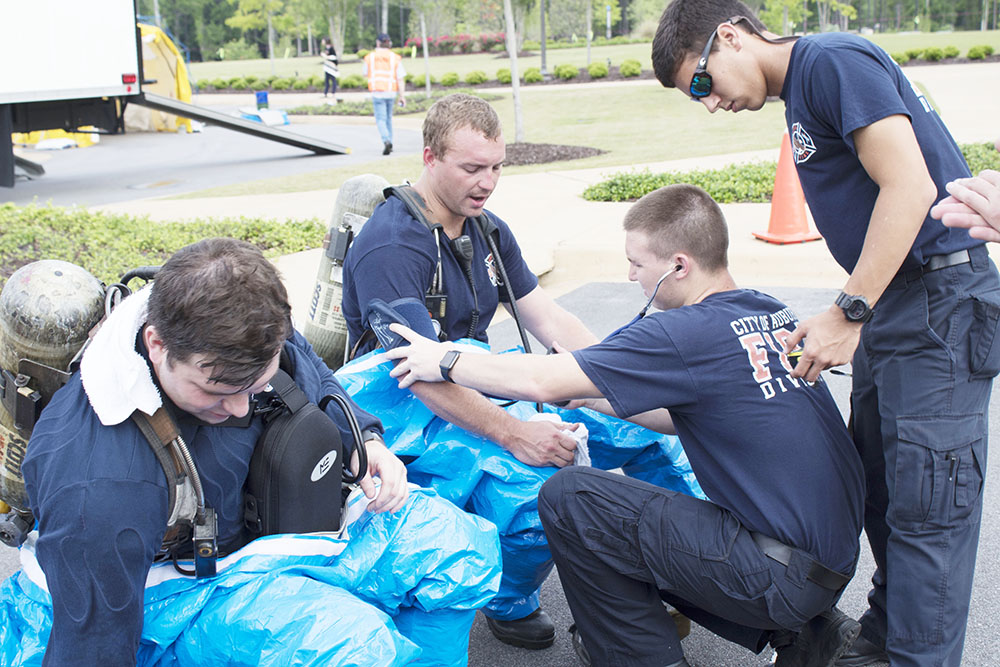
[[147, 238, 292, 388], [423, 93, 502, 159], [623, 184, 729, 272], [652, 0, 765, 88]]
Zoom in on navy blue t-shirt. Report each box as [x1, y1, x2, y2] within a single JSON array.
[[573, 289, 864, 573], [342, 195, 538, 355], [780, 33, 979, 273]]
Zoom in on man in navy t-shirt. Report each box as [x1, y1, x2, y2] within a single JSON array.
[[651, 2, 1000, 665], [385, 184, 866, 667], [341, 93, 599, 648]]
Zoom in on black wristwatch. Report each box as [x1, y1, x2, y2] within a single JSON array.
[[835, 292, 874, 323], [439, 349, 461, 383]]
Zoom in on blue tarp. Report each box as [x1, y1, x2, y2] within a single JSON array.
[[0, 487, 501, 666], [334, 342, 704, 620]]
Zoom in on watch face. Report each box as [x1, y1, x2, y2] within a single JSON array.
[[847, 301, 867, 319]]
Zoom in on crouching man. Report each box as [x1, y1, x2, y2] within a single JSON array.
[[385, 185, 865, 667], [7, 238, 500, 666]]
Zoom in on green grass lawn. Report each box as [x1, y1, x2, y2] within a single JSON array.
[[174, 82, 788, 198], [187, 30, 1000, 84]]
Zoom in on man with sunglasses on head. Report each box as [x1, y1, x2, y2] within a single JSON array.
[[653, 2, 1000, 665]]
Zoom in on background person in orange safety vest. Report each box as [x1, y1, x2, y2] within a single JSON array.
[[363, 33, 407, 155]]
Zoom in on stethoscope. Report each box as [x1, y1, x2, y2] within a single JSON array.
[[605, 265, 681, 339]]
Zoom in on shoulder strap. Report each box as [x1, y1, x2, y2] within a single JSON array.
[[384, 185, 442, 233], [131, 407, 183, 530], [267, 368, 309, 413]]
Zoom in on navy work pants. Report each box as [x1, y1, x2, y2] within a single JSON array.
[[538, 467, 849, 666], [852, 244, 999, 666]]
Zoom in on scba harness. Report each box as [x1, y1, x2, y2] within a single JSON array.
[[0, 267, 367, 580]]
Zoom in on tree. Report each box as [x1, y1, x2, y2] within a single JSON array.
[[503, 0, 525, 141], [227, 0, 284, 69], [760, 0, 809, 33]]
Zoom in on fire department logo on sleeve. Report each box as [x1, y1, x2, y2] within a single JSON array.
[[484, 253, 501, 287], [790, 122, 817, 164]]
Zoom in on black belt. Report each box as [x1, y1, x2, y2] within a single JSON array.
[[751, 532, 851, 592], [889, 249, 972, 288]]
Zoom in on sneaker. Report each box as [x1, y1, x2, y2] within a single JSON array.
[[382, 141, 392, 155], [775, 608, 861, 667], [485, 608, 555, 649], [834, 635, 889, 666]]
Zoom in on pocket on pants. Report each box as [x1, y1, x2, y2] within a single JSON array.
[[969, 294, 1000, 379], [893, 415, 986, 530]]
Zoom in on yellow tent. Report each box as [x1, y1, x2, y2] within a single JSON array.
[[123, 23, 193, 133]]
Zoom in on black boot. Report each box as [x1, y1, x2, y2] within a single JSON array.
[[774, 608, 861, 667], [834, 634, 889, 666], [485, 608, 555, 649], [382, 141, 392, 155]]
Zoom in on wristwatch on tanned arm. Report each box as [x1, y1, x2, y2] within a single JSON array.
[[439, 350, 461, 382], [835, 292, 874, 323]]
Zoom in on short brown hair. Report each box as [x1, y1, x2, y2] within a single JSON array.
[[423, 93, 502, 158], [147, 238, 292, 388], [652, 0, 765, 88], [623, 184, 729, 272]]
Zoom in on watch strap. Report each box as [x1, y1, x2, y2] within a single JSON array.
[[439, 350, 461, 383]]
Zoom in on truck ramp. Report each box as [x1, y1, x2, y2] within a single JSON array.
[[132, 92, 350, 155]]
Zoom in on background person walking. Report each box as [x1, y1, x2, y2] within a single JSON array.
[[363, 33, 406, 155]]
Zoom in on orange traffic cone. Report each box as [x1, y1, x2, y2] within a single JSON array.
[[753, 131, 822, 245]]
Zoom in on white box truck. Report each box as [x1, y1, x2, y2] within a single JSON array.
[[0, 0, 347, 188], [0, 0, 143, 186]]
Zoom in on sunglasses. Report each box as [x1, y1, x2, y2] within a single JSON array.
[[689, 17, 754, 100], [689, 29, 718, 99]]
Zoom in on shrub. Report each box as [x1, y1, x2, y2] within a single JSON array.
[[343, 74, 369, 89], [905, 48, 924, 60], [553, 63, 578, 80], [620, 59, 642, 77], [356, 48, 371, 59], [228, 77, 250, 90], [967, 44, 995, 59], [523, 67, 543, 83], [464, 70, 489, 85], [963, 141, 1000, 174], [411, 73, 438, 87], [404, 73, 414, 84], [497, 68, 512, 84], [243, 76, 259, 88], [211, 77, 229, 90], [587, 61, 609, 78], [440, 72, 460, 86], [270, 78, 292, 90], [943, 45, 960, 58], [922, 47, 944, 62], [583, 163, 777, 203], [0, 204, 326, 291], [309, 74, 324, 87], [890, 52, 910, 65], [292, 78, 310, 90]]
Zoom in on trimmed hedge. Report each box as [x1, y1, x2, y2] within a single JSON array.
[[464, 70, 488, 85], [553, 63, 578, 80], [497, 68, 512, 84], [620, 59, 642, 77], [0, 204, 324, 290], [588, 62, 609, 78], [523, 67, 543, 83], [583, 143, 1000, 203], [441, 71, 460, 86]]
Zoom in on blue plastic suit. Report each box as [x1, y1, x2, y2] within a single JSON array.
[[0, 486, 501, 666], [334, 342, 704, 621]]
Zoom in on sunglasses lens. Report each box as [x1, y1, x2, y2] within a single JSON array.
[[690, 73, 712, 98]]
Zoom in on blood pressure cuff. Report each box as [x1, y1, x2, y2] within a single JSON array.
[[365, 297, 438, 351]]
